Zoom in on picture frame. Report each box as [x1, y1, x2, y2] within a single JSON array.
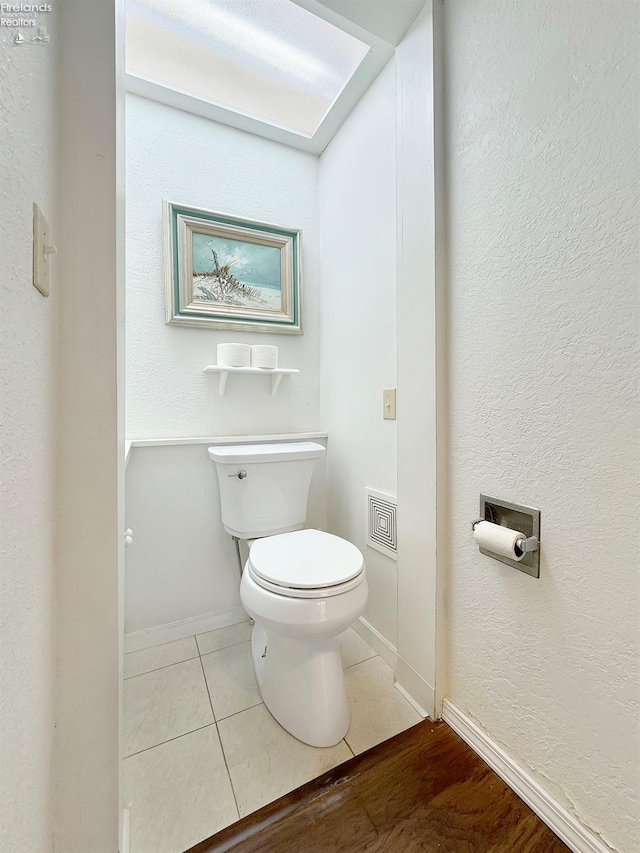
[[163, 201, 302, 334]]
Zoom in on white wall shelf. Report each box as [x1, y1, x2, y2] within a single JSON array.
[[204, 365, 300, 396]]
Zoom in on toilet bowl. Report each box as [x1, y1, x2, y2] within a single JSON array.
[[240, 528, 368, 748]]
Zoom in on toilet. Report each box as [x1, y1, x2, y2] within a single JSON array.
[[208, 442, 368, 747]]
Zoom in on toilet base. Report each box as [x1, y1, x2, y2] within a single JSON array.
[[251, 622, 350, 748]]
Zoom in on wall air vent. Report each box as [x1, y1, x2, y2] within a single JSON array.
[[365, 488, 397, 560]]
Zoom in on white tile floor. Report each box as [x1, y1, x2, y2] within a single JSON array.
[[123, 622, 422, 853]]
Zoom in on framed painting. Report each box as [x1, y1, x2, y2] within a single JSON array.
[[164, 201, 302, 333]]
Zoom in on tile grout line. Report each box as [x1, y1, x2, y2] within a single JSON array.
[[195, 624, 253, 657], [123, 654, 200, 680], [197, 650, 217, 722], [215, 723, 242, 823], [343, 652, 378, 670], [198, 637, 254, 660], [123, 722, 216, 760], [216, 700, 264, 724], [197, 650, 243, 820], [127, 630, 374, 668], [194, 632, 263, 723], [344, 735, 358, 756], [196, 628, 251, 657], [124, 632, 254, 679]]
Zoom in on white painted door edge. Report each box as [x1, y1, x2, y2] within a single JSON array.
[[120, 807, 130, 853], [442, 700, 617, 853]]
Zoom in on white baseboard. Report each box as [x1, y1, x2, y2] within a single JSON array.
[[395, 656, 434, 718], [124, 606, 248, 652], [354, 616, 397, 669], [442, 700, 616, 853]]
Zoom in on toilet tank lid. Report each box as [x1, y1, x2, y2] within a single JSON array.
[[208, 441, 326, 464], [249, 529, 364, 589]]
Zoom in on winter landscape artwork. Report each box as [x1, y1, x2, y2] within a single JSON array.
[[191, 233, 283, 312], [164, 201, 301, 333]]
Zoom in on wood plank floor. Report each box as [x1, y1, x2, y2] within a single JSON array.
[[186, 721, 570, 853]]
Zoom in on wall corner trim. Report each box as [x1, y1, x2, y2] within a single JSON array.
[[441, 701, 618, 853], [354, 617, 397, 670], [395, 655, 435, 718], [394, 680, 430, 719]]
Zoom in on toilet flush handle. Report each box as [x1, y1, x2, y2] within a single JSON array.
[[228, 470, 248, 480]]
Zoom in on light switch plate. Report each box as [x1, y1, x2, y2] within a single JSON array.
[[33, 203, 55, 297], [383, 388, 396, 420]]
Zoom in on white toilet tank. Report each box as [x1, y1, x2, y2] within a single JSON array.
[[208, 442, 326, 539]]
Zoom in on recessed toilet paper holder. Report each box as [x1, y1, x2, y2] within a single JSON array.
[[471, 495, 541, 578], [470, 519, 538, 553]]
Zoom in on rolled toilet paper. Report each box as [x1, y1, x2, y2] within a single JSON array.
[[217, 343, 251, 368], [251, 344, 278, 369], [474, 520, 526, 561]]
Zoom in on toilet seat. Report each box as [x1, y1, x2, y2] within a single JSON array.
[[248, 529, 365, 599], [246, 563, 366, 599]]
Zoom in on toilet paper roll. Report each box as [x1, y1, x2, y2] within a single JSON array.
[[473, 520, 526, 561], [217, 343, 251, 368], [251, 345, 278, 369]]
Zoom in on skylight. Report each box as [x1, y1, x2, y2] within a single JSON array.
[[126, 0, 371, 137]]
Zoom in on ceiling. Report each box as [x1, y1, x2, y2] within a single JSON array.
[[126, 0, 425, 153]]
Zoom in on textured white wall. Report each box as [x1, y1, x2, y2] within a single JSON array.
[[443, 2, 640, 850], [0, 12, 58, 851], [126, 94, 321, 439], [319, 60, 398, 648]]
